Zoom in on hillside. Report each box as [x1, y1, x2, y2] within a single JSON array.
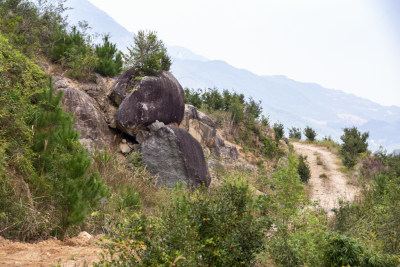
[[64, 0, 400, 152], [2, 1, 400, 266]]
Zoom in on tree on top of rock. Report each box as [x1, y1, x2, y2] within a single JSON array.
[[124, 30, 171, 76]]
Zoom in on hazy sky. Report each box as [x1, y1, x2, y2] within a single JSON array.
[[88, 0, 400, 107]]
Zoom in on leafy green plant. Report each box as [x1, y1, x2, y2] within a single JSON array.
[[261, 135, 283, 159], [304, 126, 317, 141], [323, 232, 398, 267], [97, 179, 266, 266]]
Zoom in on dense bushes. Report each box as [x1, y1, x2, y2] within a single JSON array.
[[97, 179, 266, 266], [0, 0, 67, 56], [324, 232, 397, 267], [0, 0, 123, 80], [184, 88, 262, 125]]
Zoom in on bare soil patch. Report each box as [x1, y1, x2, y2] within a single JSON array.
[[0, 232, 101, 267], [292, 142, 359, 216]]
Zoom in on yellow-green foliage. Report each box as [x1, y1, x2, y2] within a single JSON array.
[[0, 34, 106, 240], [0, 34, 46, 180]]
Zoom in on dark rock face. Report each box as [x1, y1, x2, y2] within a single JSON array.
[[58, 86, 115, 150], [109, 67, 138, 105], [141, 125, 210, 188], [116, 71, 185, 136]]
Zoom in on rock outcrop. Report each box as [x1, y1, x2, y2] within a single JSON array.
[[115, 70, 185, 136], [141, 124, 210, 188], [109, 67, 138, 105], [180, 105, 238, 161], [54, 78, 115, 150]]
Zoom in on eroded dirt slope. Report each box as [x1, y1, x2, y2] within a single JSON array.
[[292, 142, 359, 215]]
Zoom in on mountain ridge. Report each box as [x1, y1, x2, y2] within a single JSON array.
[[64, 0, 400, 152]]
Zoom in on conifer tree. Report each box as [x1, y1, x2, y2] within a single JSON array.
[[94, 34, 122, 76], [32, 81, 107, 235]]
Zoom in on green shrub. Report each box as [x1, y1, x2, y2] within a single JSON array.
[[49, 26, 98, 80], [297, 155, 311, 183], [304, 126, 317, 141], [97, 180, 266, 266], [94, 34, 123, 77], [184, 88, 202, 108], [123, 30, 171, 76], [273, 122, 284, 141], [324, 232, 364, 266], [245, 97, 263, 119], [340, 127, 369, 168], [261, 135, 283, 159], [323, 232, 398, 267], [0, 0, 67, 56], [289, 127, 301, 139], [115, 186, 142, 212]]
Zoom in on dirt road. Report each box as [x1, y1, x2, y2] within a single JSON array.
[[292, 142, 359, 215]]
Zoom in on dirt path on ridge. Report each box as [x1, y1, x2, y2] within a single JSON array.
[[292, 142, 359, 216]]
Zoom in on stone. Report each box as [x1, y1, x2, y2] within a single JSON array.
[[180, 105, 239, 162], [116, 71, 185, 136], [136, 130, 151, 144], [141, 125, 210, 188], [119, 143, 132, 154], [104, 103, 118, 128], [180, 105, 216, 148], [59, 86, 115, 150], [54, 76, 69, 89], [148, 120, 165, 133]]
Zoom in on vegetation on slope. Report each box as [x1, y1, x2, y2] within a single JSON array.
[[0, 1, 399, 266]]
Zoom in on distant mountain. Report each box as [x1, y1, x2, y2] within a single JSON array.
[[65, 0, 400, 152]]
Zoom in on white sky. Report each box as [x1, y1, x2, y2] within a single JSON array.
[[88, 0, 400, 107]]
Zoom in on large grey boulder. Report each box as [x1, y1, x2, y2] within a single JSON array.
[[116, 71, 185, 136], [57, 85, 115, 150], [141, 125, 210, 188]]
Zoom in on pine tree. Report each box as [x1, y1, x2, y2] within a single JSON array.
[[94, 34, 122, 76], [32, 81, 107, 235]]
